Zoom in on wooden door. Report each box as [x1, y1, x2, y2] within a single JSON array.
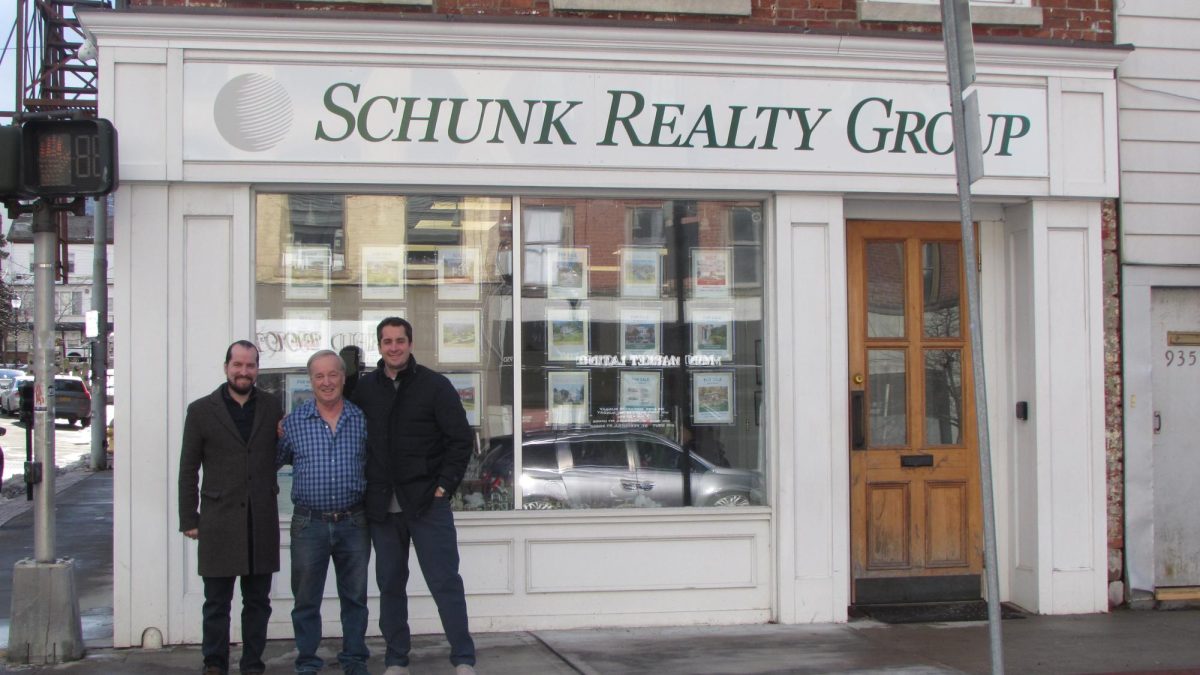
[[847, 220, 982, 605]]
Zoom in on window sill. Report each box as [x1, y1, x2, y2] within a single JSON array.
[[550, 0, 752, 17], [293, 0, 433, 5], [858, 0, 1043, 26]]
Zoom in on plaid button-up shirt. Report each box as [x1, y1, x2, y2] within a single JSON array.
[[277, 399, 368, 512]]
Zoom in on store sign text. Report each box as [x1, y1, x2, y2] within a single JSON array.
[[576, 354, 724, 367], [315, 85, 1032, 158]]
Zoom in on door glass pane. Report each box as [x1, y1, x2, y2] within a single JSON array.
[[866, 242, 905, 338], [925, 349, 963, 445], [922, 242, 961, 338], [868, 349, 907, 447]]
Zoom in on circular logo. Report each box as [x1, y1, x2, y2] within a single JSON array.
[[213, 73, 294, 152]]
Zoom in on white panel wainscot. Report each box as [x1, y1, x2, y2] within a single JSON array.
[[1004, 203, 1042, 613], [1038, 200, 1108, 614], [452, 510, 771, 632], [113, 184, 172, 648], [111, 48, 169, 182], [169, 185, 253, 645], [1049, 79, 1119, 198], [772, 194, 847, 625]]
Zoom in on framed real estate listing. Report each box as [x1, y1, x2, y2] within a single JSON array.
[[285, 245, 331, 300], [618, 370, 662, 424], [546, 307, 590, 362], [692, 370, 735, 425], [437, 309, 481, 364], [445, 372, 481, 427], [547, 247, 588, 300], [620, 307, 661, 359], [620, 247, 662, 298], [691, 248, 732, 299], [690, 307, 734, 360], [285, 373, 315, 414], [437, 247, 481, 301], [360, 245, 405, 300], [283, 308, 330, 367], [548, 370, 590, 427]]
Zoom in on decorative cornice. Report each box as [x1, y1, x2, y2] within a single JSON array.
[[79, 9, 1127, 79]]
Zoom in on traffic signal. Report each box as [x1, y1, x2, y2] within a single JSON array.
[[0, 119, 119, 200], [21, 119, 118, 197]]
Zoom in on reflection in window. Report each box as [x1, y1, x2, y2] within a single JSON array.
[[254, 193, 765, 514], [256, 193, 513, 514], [923, 242, 961, 338], [517, 198, 766, 510], [925, 349, 963, 445], [866, 242, 905, 338], [868, 349, 907, 447]]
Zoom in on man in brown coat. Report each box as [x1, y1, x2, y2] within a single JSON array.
[[179, 340, 284, 675]]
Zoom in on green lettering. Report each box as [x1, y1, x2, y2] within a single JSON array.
[[681, 105, 720, 148], [396, 97, 446, 143], [792, 108, 830, 151], [723, 106, 757, 149], [357, 95, 399, 143], [447, 98, 492, 144], [599, 90, 647, 146], [650, 103, 685, 147], [536, 100, 582, 145], [315, 82, 359, 142], [848, 97, 892, 153], [489, 100, 539, 144]]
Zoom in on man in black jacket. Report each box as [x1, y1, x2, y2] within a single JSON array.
[[353, 317, 476, 675], [178, 340, 283, 675]]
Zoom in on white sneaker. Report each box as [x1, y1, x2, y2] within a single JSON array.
[[455, 665, 477, 675], [382, 667, 411, 675]]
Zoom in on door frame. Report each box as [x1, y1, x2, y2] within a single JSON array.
[[845, 219, 983, 605]]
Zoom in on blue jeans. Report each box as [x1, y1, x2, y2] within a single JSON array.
[[370, 497, 475, 667], [289, 510, 371, 673]]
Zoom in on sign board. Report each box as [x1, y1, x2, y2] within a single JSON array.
[[185, 65, 1048, 178]]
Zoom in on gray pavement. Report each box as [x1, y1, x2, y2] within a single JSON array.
[[2, 471, 1200, 674]]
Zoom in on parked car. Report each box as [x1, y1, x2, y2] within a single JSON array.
[[1, 375, 33, 415], [9, 375, 93, 427], [479, 428, 764, 509]]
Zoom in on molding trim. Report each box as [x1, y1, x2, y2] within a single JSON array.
[[79, 10, 1125, 79], [858, 0, 1043, 26]]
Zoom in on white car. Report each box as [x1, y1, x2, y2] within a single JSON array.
[[1, 375, 33, 415]]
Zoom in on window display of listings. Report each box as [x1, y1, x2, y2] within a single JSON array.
[[255, 193, 765, 512]]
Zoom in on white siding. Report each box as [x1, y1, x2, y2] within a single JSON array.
[[1117, 9, 1200, 265]]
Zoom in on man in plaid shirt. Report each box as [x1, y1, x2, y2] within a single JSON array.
[[277, 349, 371, 675]]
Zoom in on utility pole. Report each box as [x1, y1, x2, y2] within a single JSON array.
[[4, 118, 118, 666], [89, 195, 107, 470], [8, 199, 85, 664], [940, 0, 1003, 672]]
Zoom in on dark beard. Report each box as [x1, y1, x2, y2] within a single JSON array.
[[227, 379, 253, 397]]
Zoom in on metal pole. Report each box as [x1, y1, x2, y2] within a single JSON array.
[[941, 1, 1003, 673], [89, 197, 108, 470], [31, 200, 57, 563]]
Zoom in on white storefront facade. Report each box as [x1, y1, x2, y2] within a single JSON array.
[[83, 10, 1123, 647]]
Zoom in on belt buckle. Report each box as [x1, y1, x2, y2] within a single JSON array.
[[330, 511, 345, 522]]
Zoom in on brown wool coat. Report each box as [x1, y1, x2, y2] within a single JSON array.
[[178, 385, 283, 578]]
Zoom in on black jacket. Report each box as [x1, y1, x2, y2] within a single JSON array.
[[353, 355, 473, 518]]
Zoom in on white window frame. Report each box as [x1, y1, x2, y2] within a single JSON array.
[[550, 0, 751, 16], [857, 0, 1042, 26]]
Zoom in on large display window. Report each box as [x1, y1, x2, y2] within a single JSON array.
[[255, 193, 766, 512]]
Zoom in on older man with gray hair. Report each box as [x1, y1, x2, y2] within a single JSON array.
[[277, 349, 371, 675]]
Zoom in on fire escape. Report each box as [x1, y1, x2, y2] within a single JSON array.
[[12, 0, 110, 117]]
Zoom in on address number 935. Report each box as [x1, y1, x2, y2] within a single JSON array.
[[1165, 350, 1197, 367]]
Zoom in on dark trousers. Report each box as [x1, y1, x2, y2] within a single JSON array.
[[370, 498, 475, 667], [202, 573, 273, 674]]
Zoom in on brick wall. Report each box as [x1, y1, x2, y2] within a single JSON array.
[[130, 0, 1114, 43], [1101, 197, 1124, 607]]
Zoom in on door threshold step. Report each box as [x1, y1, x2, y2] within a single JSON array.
[[1155, 587, 1200, 602], [850, 600, 1027, 624]]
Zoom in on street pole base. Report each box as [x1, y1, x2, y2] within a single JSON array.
[[7, 558, 85, 664]]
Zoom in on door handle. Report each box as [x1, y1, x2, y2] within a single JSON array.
[[1154, 412, 1161, 434], [638, 482, 654, 491], [851, 390, 866, 450], [620, 479, 639, 491]]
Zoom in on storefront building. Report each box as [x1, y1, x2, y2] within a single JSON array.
[[82, 7, 1124, 647]]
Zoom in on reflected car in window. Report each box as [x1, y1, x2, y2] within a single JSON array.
[[479, 428, 764, 509]]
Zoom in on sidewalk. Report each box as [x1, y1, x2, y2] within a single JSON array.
[[2, 472, 1200, 674]]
